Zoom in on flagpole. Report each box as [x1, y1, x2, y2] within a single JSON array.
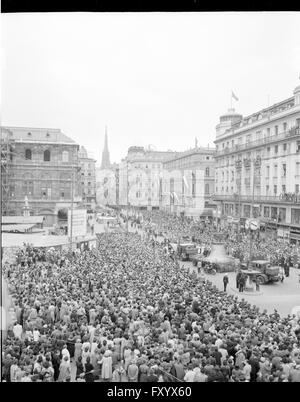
[[230, 91, 232, 109]]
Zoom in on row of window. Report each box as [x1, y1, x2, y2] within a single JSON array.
[[216, 184, 299, 195], [25, 149, 70, 162], [217, 119, 300, 151], [217, 162, 300, 182], [218, 142, 300, 167], [223, 204, 300, 225]]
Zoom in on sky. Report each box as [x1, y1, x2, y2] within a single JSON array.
[[1, 12, 300, 165]]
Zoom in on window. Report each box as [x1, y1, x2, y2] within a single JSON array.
[[283, 122, 287, 131], [62, 151, 69, 162], [192, 173, 196, 198], [291, 209, 300, 225], [266, 185, 269, 194], [278, 208, 286, 223], [44, 150, 51, 161], [267, 128, 270, 137], [274, 165, 278, 177], [282, 185, 286, 193], [274, 185, 277, 195], [205, 183, 210, 194], [275, 125, 278, 135], [266, 166, 270, 177], [274, 145, 278, 154], [205, 167, 210, 177], [282, 164, 286, 177], [206, 156, 210, 160], [25, 149, 32, 160], [296, 184, 299, 194], [23, 181, 34, 196], [283, 143, 287, 151], [264, 206, 270, 218]]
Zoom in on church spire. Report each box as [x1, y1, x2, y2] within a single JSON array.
[[101, 126, 111, 169]]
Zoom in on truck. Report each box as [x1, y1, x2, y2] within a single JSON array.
[[241, 260, 280, 285]]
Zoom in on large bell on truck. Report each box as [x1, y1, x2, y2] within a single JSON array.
[[202, 233, 239, 272]]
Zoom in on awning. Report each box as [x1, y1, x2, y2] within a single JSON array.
[[2, 216, 44, 224], [1, 224, 36, 233]]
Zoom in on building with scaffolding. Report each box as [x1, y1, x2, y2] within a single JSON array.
[[1, 127, 15, 217], [1, 126, 82, 227]]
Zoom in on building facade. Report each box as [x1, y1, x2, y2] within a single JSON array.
[[162, 146, 216, 217], [213, 84, 300, 243], [78, 146, 97, 211], [118, 146, 177, 210], [1, 126, 81, 227]]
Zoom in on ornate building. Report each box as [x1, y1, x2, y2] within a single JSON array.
[[118, 146, 177, 210], [78, 146, 97, 211], [213, 84, 300, 243], [162, 145, 216, 217], [1, 126, 81, 226]]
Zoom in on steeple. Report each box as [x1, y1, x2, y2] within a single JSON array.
[[101, 126, 111, 169]]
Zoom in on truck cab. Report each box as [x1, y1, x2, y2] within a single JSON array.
[[245, 260, 280, 284]]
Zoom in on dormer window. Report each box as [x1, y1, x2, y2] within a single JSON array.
[[28, 132, 32, 137], [46, 132, 50, 138]]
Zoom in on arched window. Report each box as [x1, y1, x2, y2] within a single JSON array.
[[62, 151, 69, 162], [25, 149, 32, 160], [205, 167, 210, 177], [205, 183, 210, 194], [44, 149, 50, 161]]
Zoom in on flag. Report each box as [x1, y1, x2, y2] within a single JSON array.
[[232, 91, 239, 101], [182, 175, 189, 189], [173, 192, 179, 203]]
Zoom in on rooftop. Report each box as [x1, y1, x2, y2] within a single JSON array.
[[1, 126, 77, 145]]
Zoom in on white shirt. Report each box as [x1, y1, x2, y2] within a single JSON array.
[[13, 324, 23, 340], [184, 370, 196, 382], [33, 330, 40, 342]]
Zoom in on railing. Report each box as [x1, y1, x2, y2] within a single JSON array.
[[212, 193, 300, 204], [216, 127, 300, 157]]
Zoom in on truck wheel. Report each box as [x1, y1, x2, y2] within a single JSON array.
[[256, 275, 266, 285]]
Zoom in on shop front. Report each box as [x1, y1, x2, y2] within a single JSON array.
[[289, 226, 300, 245]]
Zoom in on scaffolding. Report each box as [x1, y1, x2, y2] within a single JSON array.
[[1, 127, 15, 216]]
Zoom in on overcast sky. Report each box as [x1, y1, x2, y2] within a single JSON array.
[[1, 12, 300, 165]]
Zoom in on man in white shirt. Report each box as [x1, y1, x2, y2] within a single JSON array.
[[13, 322, 23, 340], [33, 328, 40, 342], [183, 364, 196, 382]]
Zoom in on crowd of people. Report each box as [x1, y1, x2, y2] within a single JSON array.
[[2, 213, 300, 382]]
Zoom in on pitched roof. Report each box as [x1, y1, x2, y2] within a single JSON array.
[[2, 126, 77, 145]]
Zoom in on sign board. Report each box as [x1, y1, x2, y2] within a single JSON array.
[[68, 209, 87, 238], [250, 219, 259, 230]]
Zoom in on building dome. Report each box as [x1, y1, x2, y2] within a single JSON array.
[[219, 108, 243, 124]]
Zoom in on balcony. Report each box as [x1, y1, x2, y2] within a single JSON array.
[[212, 193, 300, 204], [215, 126, 300, 157], [235, 160, 242, 170], [243, 158, 251, 168]]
